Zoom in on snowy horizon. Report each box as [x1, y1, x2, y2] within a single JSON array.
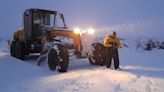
[[0, 38, 164, 92]]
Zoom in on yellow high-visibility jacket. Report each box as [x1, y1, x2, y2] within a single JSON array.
[[103, 36, 122, 48]]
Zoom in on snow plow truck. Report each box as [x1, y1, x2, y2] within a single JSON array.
[[10, 8, 106, 72]]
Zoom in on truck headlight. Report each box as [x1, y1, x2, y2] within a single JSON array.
[[74, 27, 81, 34]]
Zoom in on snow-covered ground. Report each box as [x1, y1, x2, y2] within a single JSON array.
[[0, 40, 164, 92]]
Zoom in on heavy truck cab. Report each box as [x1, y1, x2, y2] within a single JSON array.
[[23, 9, 67, 41], [23, 9, 69, 53], [10, 8, 83, 72]]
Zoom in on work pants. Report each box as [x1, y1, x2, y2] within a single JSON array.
[[105, 47, 119, 69]]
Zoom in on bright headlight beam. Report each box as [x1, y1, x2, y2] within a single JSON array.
[[81, 30, 87, 34], [87, 28, 95, 34], [74, 28, 81, 34]]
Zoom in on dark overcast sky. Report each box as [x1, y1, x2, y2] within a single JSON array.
[[0, 0, 164, 39]]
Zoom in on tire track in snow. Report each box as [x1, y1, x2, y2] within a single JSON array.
[[146, 78, 160, 92], [114, 84, 122, 92], [129, 75, 141, 84], [128, 75, 160, 92], [53, 77, 94, 92]]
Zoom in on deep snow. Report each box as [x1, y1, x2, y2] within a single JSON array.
[[0, 40, 164, 92]]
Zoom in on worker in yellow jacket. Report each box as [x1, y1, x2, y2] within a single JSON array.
[[103, 31, 122, 70]]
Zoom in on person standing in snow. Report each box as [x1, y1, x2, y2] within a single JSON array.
[[103, 31, 122, 70]]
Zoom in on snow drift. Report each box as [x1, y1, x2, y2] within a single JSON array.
[[0, 40, 164, 92]]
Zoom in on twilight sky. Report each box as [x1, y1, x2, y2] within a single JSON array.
[[0, 0, 164, 39]]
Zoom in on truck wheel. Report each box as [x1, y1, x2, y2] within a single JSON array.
[[89, 50, 103, 65], [89, 43, 105, 66], [48, 48, 58, 71], [15, 41, 25, 60], [89, 43, 100, 65], [88, 57, 96, 65], [10, 41, 16, 57], [94, 43, 105, 66], [58, 46, 69, 72], [75, 52, 82, 58]]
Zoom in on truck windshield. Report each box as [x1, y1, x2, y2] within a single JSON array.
[[33, 11, 65, 28], [33, 12, 55, 27]]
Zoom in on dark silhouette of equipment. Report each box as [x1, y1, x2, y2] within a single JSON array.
[[10, 8, 83, 72]]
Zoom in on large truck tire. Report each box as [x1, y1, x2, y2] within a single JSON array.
[[88, 57, 96, 65], [58, 46, 69, 72], [48, 48, 58, 71], [88, 43, 105, 66], [10, 41, 16, 57], [11, 41, 25, 60]]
